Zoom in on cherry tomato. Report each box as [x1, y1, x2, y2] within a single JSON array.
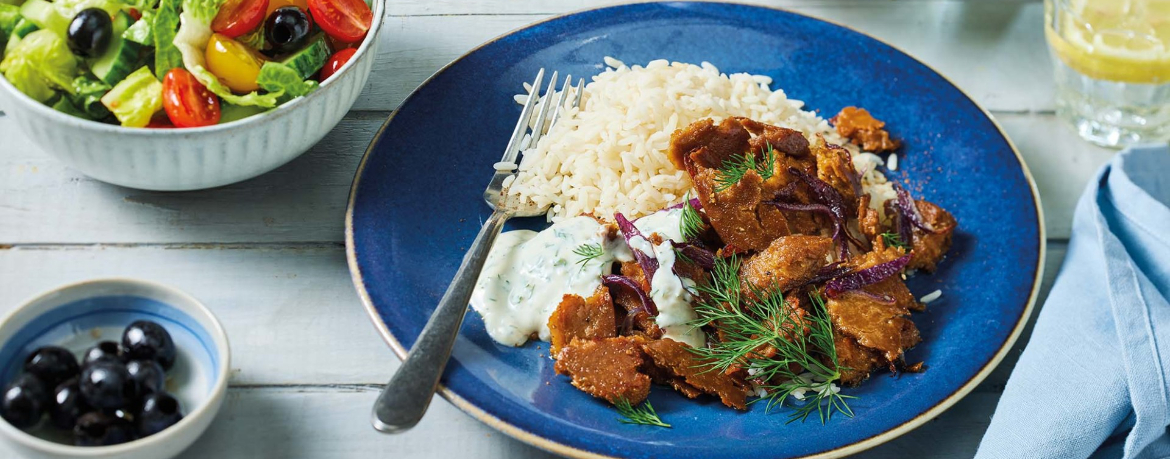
[[266, 0, 309, 16], [205, 33, 265, 93], [319, 48, 357, 82], [146, 113, 174, 129], [211, 0, 269, 38], [162, 68, 221, 128], [307, 0, 372, 44], [326, 34, 357, 53]]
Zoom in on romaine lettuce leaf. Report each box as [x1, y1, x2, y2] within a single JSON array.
[[52, 94, 93, 119], [174, 0, 221, 72], [2, 57, 56, 102], [123, 10, 154, 46], [100, 65, 162, 127], [218, 101, 267, 123], [153, 0, 183, 78], [256, 61, 318, 100], [171, 0, 281, 107], [190, 65, 280, 108], [0, 29, 78, 102], [53, 0, 121, 22], [0, 4, 20, 38], [67, 74, 112, 119]]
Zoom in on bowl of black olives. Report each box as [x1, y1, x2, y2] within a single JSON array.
[[0, 279, 229, 459]]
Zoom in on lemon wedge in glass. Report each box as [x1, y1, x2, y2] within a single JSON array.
[[1046, 0, 1170, 84]]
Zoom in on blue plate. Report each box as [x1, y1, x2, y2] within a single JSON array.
[[346, 3, 1044, 458]]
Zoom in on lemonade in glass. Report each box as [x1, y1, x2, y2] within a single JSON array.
[[1045, 0, 1170, 148]]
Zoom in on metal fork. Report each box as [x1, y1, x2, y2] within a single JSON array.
[[371, 69, 584, 433]]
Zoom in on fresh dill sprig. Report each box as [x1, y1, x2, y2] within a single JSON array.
[[687, 256, 855, 424], [714, 143, 776, 192], [680, 194, 704, 241], [573, 243, 605, 271], [615, 399, 671, 428], [880, 232, 909, 249]]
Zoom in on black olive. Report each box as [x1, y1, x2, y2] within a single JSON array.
[[79, 361, 135, 410], [125, 360, 166, 396], [81, 341, 124, 368], [74, 411, 135, 446], [0, 373, 49, 429], [122, 321, 176, 370], [67, 8, 113, 58], [265, 6, 311, 53], [137, 392, 183, 437], [24, 346, 80, 389], [48, 377, 90, 429]]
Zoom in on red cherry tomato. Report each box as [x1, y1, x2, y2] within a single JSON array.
[[326, 35, 358, 53], [319, 48, 357, 82], [211, 0, 270, 38], [162, 68, 221, 128], [307, 0, 372, 44], [146, 113, 174, 129]]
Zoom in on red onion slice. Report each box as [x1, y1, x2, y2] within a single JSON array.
[[824, 255, 912, 298], [763, 200, 850, 260], [615, 212, 659, 281], [893, 182, 936, 233], [602, 274, 658, 316], [669, 241, 716, 270]]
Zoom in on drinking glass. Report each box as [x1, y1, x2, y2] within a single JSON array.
[[1045, 0, 1170, 148]]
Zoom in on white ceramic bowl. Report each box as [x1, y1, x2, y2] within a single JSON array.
[[0, 279, 230, 459], [0, 0, 385, 191]]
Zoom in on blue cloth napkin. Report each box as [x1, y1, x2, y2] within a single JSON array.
[[976, 144, 1170, 459]]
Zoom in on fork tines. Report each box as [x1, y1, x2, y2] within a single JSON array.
[[499, 70, 584, 166]]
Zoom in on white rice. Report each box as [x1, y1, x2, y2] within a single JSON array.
[[920, 289, 943, 304], [887, 153, 899, 171], [506, 57, 895, 222]]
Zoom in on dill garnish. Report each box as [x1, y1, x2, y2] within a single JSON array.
[[573, 243, 605, 271], [680, 194, 704, 241], [687, 256, 855, 424], [714, 143, 776, 192], [615, 399, 671, 428], [880, 232, 909, 249]]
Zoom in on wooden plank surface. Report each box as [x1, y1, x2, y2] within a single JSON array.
[[0, 240, 1066, 388], [0, 240, 1068, 458], [0, 386, 1015, 459], [0, 0, 1105, 457], [363, 1, 1056, 113], [0, 112, 1107, 244], [0, 0, 1111, 245]]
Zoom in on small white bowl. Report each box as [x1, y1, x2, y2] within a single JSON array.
[[0, 279, 230, 459], [0, 0, 385, 191]]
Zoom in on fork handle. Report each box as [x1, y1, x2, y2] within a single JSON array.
[[371, 210, 510, 433]]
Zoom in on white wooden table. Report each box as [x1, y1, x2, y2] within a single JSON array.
[[0, 0, 1112, 457]]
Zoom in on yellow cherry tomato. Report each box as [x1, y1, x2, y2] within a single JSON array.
[[266, 0, 309, 16], [205, 33, 264, 93]]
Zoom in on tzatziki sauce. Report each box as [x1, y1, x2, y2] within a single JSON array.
[[470, 208, 704, 348]]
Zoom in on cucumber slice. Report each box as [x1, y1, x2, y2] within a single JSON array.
[[280, 34, 329, 79], [19, 0, 68, 37], [89, 11, 139, 86], [12, 18, 38, 38], [5, 19, 37, 55]]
